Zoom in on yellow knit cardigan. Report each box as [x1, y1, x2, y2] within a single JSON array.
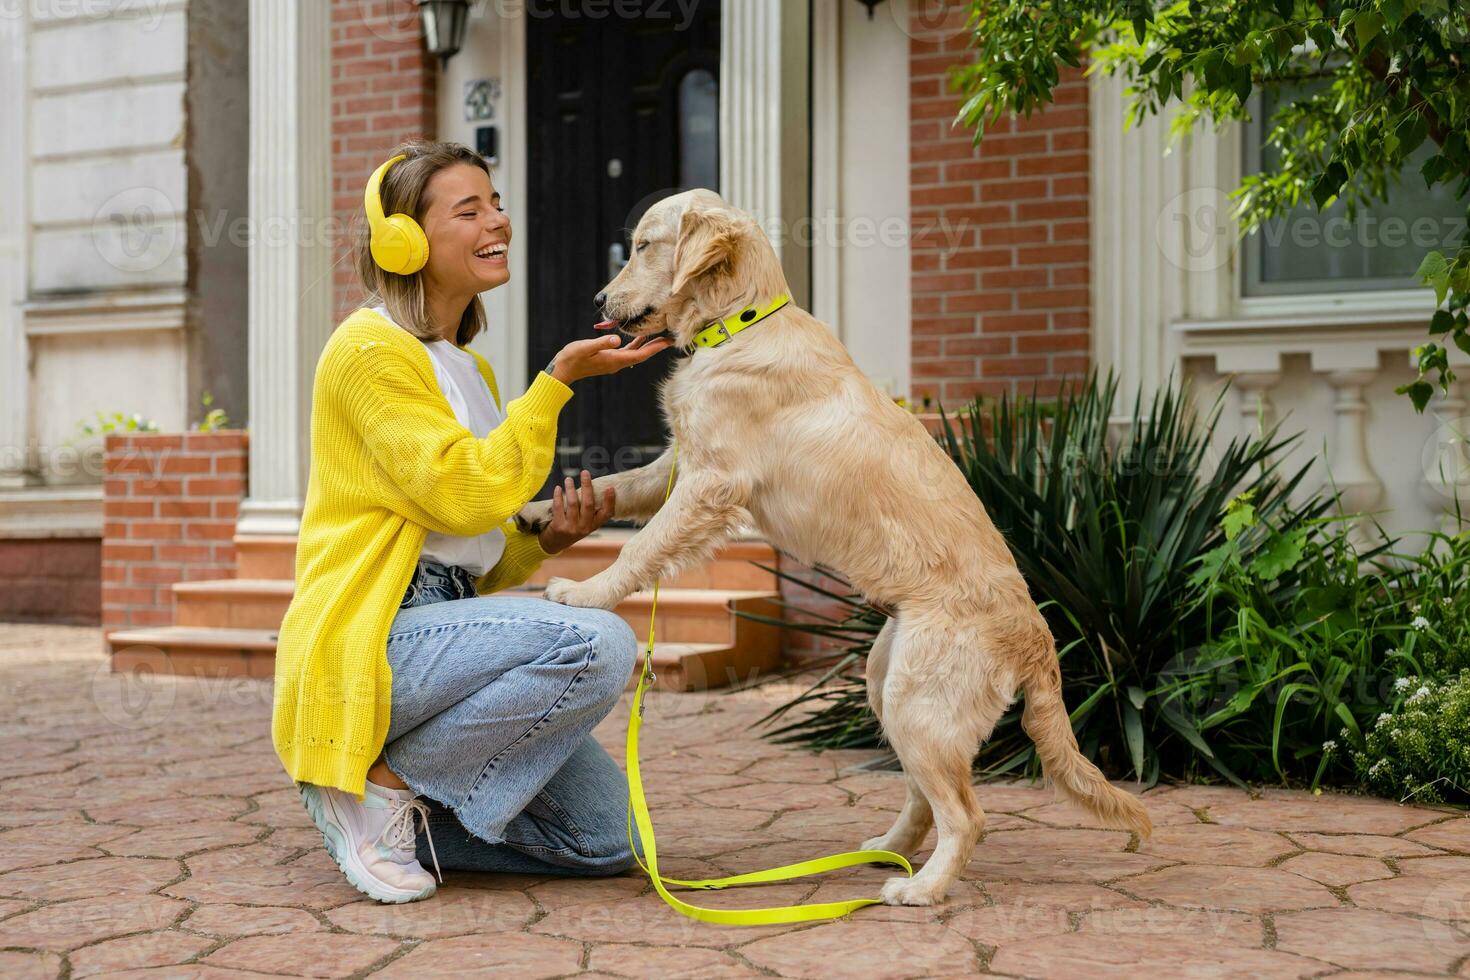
[[272, 307, 573, 798]]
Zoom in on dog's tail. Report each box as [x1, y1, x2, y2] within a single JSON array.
[[1018, 636, 1152, 838]]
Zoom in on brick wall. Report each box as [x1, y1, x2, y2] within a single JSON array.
[[909, 7, 1091, 407], [331, 0, 438, 323], [0, 539, 101, 626], [101, 432, 248, 630]]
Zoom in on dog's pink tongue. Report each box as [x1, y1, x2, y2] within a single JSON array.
[[593, 319, 620, 331]]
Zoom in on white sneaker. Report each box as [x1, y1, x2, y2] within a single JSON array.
[[298, 779, 442, 904]]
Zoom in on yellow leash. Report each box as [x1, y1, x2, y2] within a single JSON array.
[[624, 441, 913, 925]]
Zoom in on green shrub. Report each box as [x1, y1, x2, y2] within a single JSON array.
[[756, 371, 1323, 785], [1353, 671, 1470, 804]]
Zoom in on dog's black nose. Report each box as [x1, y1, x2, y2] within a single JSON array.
[[593, 291, 606, 308]]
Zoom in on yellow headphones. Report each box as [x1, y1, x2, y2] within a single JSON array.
[[364, 154, 429, 275]]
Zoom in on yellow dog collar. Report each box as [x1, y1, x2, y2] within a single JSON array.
[[690, 294, 790, 349]]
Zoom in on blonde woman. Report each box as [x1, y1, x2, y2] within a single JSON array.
[[272, 139, 672, 903]]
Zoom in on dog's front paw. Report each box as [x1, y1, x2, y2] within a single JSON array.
[[543, 576, 620, 610], [514, 499, 554, 535], [880, 875, 949, 907]]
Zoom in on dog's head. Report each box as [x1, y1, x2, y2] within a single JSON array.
[[594, 189, 786, 349]]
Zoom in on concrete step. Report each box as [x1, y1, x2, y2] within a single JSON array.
[[526, 529, 779, 591], [234, 534, 297, 580], [173, 578, 293, 630], [230, 529, 780, 591], [174, 576, 782, 647], [105, 626, 278, 679], [104, 627, 762, 692]]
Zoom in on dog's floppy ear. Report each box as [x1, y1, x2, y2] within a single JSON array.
[[671, 206, 739, 296]]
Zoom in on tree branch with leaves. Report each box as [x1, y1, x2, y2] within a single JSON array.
[[949, 0, 1470, 410]]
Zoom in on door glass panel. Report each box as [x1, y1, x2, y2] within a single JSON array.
[[679, 68, 719, 190]]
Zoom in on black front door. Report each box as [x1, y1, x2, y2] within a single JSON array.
[[526, 2, 720, 493]]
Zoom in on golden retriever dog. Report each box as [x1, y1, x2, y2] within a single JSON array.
[[521, 188, 1152, 906]]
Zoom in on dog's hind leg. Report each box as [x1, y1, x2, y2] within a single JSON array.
[[875, 617, 1013, 907], [860, 616, 934, 859]]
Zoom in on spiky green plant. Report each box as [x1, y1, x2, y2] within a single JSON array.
[[753, 371, 1324, 786]]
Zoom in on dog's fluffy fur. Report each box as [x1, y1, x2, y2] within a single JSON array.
[[521, 189, 1152, 906]]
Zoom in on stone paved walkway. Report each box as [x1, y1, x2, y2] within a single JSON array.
[[2, 623, 1469, 978]]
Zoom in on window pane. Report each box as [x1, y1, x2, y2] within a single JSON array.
[[679, 68, 719, 190], [1244, 79, 1467, 296]]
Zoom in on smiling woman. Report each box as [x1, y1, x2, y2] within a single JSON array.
[[272, 138, 674, 906]]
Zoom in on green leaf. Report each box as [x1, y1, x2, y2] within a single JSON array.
[[1123, 700, 1146, 781], [1454, 330, 1470, 358], [1307, 23, 1337, 55], [1312, 162, 1347, 210], [1430, 310, 1456, 335], [1354, 11, 1383, 46], [1422, 154, 1448, 189], [1397, 380, 1434, 412], [1251, 528, 1306, 581], [1222, 501, 1256, 541], [1127, 685, 1147, 710]]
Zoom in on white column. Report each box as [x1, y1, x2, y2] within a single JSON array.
[[1324, 369, 1384, 526], [1232, 371, 1280, 443], [721, 0, 809, 301], [0, 8, 33, 489], [238, 0, 333, 536]]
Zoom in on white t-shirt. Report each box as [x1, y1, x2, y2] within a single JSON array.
[[372, 304, 508, 576]]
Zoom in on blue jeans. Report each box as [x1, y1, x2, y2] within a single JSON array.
[[385, 557, 641, 876]]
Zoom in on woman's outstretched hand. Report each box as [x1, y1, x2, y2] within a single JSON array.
[[537, 470, 616, 555], [549, 333, 672, 385]]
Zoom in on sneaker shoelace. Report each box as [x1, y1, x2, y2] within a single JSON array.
[[378, 796, 442, 884]]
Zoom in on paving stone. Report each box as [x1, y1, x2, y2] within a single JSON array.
[[1349, 874, 1470, 923], [0, 894, 188, 951], [0, 951, 63, 980], [0, 856, 180, 901], [1136, 823, 1297, 866], [203, 933, 402, 977], [1278, 851, 1395, 886], [741, 918, 979, 979], [990, 932, 1332, 978], [1076, 905, 1262, 945], [588, 944, 763, 977], [69, 930, 215, 977], [372, 933, 584, 979], [180, 903, 324, 937], [1208, 795, 1445, 835], [1286, 832, 1441, 858], [1275, 907, 1470, 973], [325, 886, 537, 938], [943, 902, 1073, 945], [102, 820, 263, 858], [1122, 865, 1339, 913], [1406, 817, 1470, 852]]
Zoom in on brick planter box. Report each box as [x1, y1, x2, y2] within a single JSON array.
[[102, 431, 248, 633]]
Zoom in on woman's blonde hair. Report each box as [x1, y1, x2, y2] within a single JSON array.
[[353, 138, 492, 347]]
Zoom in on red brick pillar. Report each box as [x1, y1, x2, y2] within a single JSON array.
[[909, 6, 1092, 407], [102, 432, 249, 631]]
